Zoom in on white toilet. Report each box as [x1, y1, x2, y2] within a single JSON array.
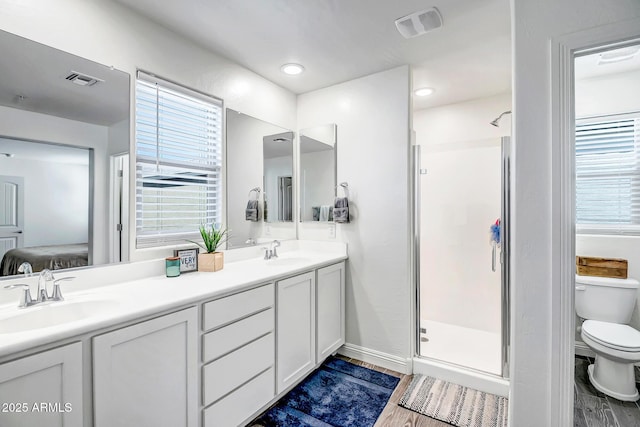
[[576, 274, 640, 401]]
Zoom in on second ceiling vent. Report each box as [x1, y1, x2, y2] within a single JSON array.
[[395, 7, 443, 39]]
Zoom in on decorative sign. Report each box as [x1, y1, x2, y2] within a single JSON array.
[[174, 248, 199, 273]]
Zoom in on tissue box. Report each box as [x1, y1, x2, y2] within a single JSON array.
[[576, 256, 628, 279]]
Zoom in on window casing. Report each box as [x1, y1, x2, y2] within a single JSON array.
[[576, 112, 640, 235], [135, 71, 223, 248]]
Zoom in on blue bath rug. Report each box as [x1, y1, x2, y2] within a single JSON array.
[[255, 357, 400, 427]]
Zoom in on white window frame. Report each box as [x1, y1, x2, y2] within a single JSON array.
[[576, 111, 640, 235], [135, 71, 224, 248]]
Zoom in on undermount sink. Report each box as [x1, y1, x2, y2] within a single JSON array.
[[265, 257, 311, 267], [0, 299, 119, 334]]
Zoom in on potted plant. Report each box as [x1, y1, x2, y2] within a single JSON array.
[[192, 224, 228, 272]]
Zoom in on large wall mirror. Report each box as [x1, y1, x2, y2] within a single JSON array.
[[0, 30, 130, 278], [226, 109, 295, 248], [299, 124, 337, 222]]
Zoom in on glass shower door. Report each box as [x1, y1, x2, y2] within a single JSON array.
[[416, 137, 509, 377]]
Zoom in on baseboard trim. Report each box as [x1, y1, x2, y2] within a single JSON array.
[[575, 341, 640, 368], [337, 343, 412, 374], [575, 341, 595, 358]]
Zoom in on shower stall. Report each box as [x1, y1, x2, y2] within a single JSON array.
[[412, 136, 511, 395]]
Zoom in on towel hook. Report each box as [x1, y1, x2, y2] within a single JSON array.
[[336, 182, 348, 194], [248, 187, 261, 200]]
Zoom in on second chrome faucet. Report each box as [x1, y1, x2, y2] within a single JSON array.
[[261, 240, 281, 260], [3, 268, 75, 308]]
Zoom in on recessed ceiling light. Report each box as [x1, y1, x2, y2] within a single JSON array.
[[414, 87, 435, 97], [281, 63, 305, 75]]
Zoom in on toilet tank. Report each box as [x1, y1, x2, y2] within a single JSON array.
[[575, 274, 640, 324]]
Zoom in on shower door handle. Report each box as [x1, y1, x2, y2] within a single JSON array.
[[492, 242, 497, 272]]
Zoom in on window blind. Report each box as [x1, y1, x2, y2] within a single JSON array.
[[576, 113, 640, 234], [135, 72, 223, 248]]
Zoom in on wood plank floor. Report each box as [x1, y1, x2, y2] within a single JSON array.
[[574, 356, 640, 427], [249, 355, 450, 427], [252, 354, 640, 426], [334, 357, 451, 427]]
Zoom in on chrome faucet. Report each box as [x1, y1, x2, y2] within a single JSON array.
[[261, 240, 281, 260], [50, 277, 74, 302], [3, 270, 75, 308], [3, 283, 35, 308], [270, 240, 280, 258], [37, 269, 55, 303]]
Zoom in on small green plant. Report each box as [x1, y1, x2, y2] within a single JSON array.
[[192, 224, 229, 253]]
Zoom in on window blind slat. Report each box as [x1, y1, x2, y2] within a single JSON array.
[[576, 114, 640, 232], [135, 74, 223, 248]]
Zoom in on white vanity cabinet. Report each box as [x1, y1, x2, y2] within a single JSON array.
[[276, 271, 316, 394], [316, 262, 346, 361], [202, 283, 275, 427], [93, 307, 198, 427], [0, 250, 347, 427], [0, 342, 83, 427]]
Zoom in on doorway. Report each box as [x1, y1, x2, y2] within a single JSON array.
[[572, 40, 640, 425], [0, 175, 24, 262], [550, 17, 640, 425]]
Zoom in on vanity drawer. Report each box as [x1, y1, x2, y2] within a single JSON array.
[[203, 367, 274, 427], [203, 332, 274, 406], [202, 283, 274, 331], [202, 308, 274, 363]]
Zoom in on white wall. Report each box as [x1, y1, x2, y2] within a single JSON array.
[[576, 70, 640, 118], [300, 149, 335, 222], [107, 119, 129, 156], [0, 0, 297, 262], [511, 1, 640, 425], [0, 155, 88, 247], [413, 93, 512, 145], [297, 66, 412, 362], [0, 106, 111, 264], [413, 94, 510, 334]]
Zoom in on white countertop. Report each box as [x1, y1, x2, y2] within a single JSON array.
[[0, 240, 347, 358]]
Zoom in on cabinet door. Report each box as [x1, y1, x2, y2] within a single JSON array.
[[316, 262, 346, 362], [93, 308, 198, 427], [0, 342, 83, 427], [276, 271, 315, 394]]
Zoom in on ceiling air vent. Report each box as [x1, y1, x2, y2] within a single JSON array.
[[395, 7, 443, 39], [65, 71, 103, 87]]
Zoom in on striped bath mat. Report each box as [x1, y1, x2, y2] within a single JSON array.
[[398, 375, 508, 427]]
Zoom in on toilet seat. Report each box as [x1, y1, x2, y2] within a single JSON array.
[[582, 320, 640, 352]]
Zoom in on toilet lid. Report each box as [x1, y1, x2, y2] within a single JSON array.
[[582, 320, 640, 352]]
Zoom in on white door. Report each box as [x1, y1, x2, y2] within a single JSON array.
[[93, 308, 198, 427], [0, 342, 83, 427], [316, 262, 346, 362], [0, 175, 24, 263], [276, 271, 316, 394]]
